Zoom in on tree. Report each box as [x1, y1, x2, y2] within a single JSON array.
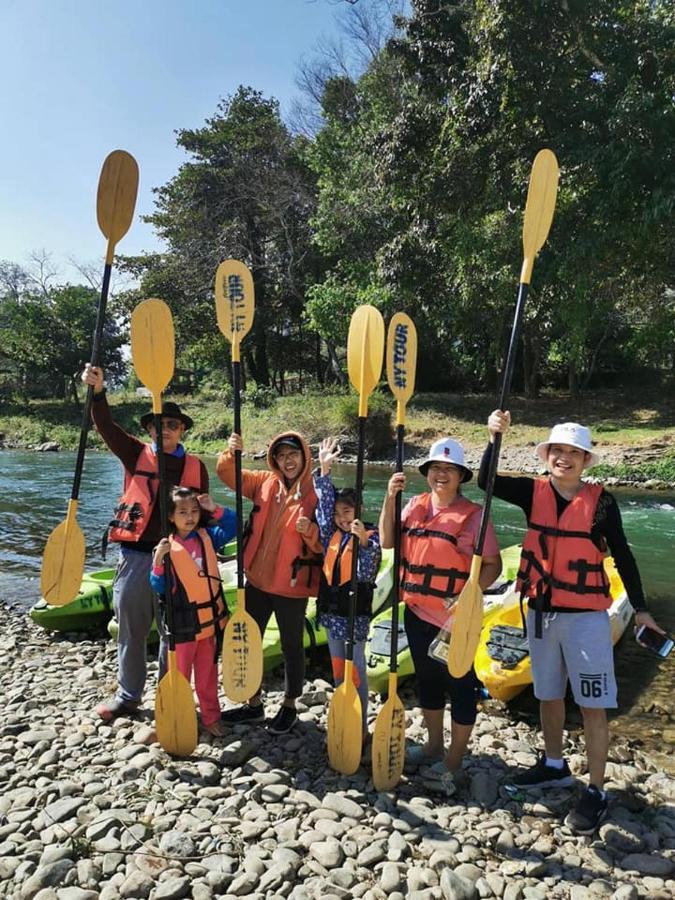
[[0, 271, 125, 400], [122, 87, 323, 390]]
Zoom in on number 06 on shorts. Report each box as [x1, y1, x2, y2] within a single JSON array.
[[528, 609, 618, 709]]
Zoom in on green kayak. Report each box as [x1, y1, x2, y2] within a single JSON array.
[[29, 541, 239, 633], [108, 548, 396, 658]]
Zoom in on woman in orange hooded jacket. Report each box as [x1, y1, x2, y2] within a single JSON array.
[[217, 431, 322, 734]]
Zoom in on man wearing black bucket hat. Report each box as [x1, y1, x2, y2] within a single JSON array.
[[82, 364, 208, 721]]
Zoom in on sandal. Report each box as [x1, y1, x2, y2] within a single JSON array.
[[204, 720, 227, 737], [95, 697, 140, 722]]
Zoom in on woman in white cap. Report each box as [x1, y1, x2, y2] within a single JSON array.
[[483, 411, 665, 835], [379, 438, 502, 796]]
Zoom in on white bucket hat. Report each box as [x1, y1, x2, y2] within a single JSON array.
[[419, 438, 473, 483], [535, 422, 600, 469]]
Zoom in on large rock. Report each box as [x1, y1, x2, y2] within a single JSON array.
[[439, 869, 477, 900], [20, 860, 75, 898], [618, 853, 674, 876], [321, 793, 365, 820]]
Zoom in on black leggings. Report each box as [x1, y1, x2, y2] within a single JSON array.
[[404, 605, 481, 725], [245, 584, 308, 700]]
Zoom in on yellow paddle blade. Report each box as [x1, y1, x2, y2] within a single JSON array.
[[130, 299, 175, 406], [447, 555, 484, 678], [215, 260, 255, 363], [155, 651, 198, 757], [221, 601, 263, 703], [96, 150, 139, 262], [521, 149, 559, 284], [386, 312, 417, 426], [347, 305, 385, 417], [327, 660, 363, 775], [372, 673, 406, 790], [40, 500, 86, 607]]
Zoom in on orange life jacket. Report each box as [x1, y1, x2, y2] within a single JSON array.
[[400, 493, 477, 619], [318, 527, 375, 618], [166, 528, 227, 642], [243, 476, 322, 598], [517, 479, 611, 615], [107, 446, 202, 544]]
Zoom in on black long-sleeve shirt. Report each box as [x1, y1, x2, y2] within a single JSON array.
[[478, 442, 645, 610]]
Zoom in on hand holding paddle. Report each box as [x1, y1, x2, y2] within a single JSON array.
[[41, 150, 139, 606], [448, 149, 560, 678], [327, 304, 385, 775], [131, 298, 198, 757], [215, 260, 263, 702], [372, 312, 417, 790]]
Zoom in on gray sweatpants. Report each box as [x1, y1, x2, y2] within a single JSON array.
[[113, 547, 167, 703]]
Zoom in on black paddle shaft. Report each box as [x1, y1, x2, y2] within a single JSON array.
[[232, 359, 245, 590], [71, 261, 113, 500], [388, 423, 404, 673], [346, 415, 366, 660], [155, 410, 176, 652], [475, 281, 530, 553]]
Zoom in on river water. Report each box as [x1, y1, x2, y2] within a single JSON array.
[[1, 450, 673, 769]]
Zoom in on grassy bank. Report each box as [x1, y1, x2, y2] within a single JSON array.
[[1, 386, 674, 482]]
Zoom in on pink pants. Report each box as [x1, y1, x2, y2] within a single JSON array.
[[174, 637, 221, 726]]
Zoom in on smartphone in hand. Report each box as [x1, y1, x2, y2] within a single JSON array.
[[636, 625, 673, 659]]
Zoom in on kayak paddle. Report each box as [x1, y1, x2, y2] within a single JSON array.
[[372, 312, 417, 790], [131, 298, 198, 757], [41, 150, 139, 606], [215, 260, 263, 702], [327, 304, 385, 775], [448, 148, 560, 678]]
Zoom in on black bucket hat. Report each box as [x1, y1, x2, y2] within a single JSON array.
[[271, 435, 303, 454], [140, 401, 193, 432]]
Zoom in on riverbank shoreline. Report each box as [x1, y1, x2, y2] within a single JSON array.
[[2, 386, 674, 489], [2, 604, 674, 899]]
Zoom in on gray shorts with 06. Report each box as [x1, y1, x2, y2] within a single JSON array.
[[528, 609, 618, 708]]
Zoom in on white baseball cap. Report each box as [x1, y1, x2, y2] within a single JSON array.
[[419, 438, 473, 483], [535, 423, 600, 469]]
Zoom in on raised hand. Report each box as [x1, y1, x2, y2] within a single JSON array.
[[319, 437, 341, 475], [488, 409, 511, 440]]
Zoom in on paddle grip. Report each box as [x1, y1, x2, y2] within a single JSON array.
[[347, 416, 366, 660], [71, 262, 113, 500], [476, 281, 530, 554], [233, 360, 244, 591], [389, 423, 404, 673]]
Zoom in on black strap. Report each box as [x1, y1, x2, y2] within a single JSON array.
[[401, 558, 468, 600], [518, 549, 608, 597], [402, 525, 459, 546]]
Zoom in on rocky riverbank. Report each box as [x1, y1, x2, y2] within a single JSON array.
[[1, 604, 674, 900]]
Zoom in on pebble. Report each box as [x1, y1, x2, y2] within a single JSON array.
[[0, 604, 672, 900]]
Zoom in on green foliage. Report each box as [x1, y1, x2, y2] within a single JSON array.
[[593, 453, 675, 484], [242, 383, 277, 409], [0, 279, 125, 400], [333, 389, 393, 457]]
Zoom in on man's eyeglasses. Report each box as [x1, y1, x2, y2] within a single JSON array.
[[161, 419, 182, 431]]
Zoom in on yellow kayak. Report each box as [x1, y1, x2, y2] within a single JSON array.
[[475, 556, 633, 703]]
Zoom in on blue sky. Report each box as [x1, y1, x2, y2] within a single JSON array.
[[0, 0, 345, 282]]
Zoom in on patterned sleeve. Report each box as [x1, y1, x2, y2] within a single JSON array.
[[357, 528, 381, 584], [313, 471, 337, 549]]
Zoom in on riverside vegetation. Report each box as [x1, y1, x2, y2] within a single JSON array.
[[1, 386, 674, 487]]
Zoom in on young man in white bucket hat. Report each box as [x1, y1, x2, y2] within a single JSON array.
[[380, 438, 502, 797], [482, 412, 665, 834]]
